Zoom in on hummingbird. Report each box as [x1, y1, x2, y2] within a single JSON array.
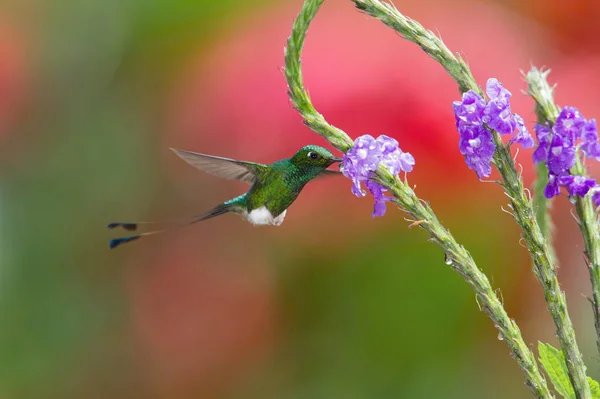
[[108, 145, 343, 248]]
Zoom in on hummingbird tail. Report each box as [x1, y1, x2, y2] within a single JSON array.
[[108, 203, 233, 249], [107, 214, 213, 232]]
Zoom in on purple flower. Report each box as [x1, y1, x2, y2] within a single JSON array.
[[582, 141, 600, 161], [365, 180, 393, 218], [533, 108, 600, 197], [378, 134, 415, 174], [511, 114, 534, 148], [485, 78, 511, 100], [533, 108, 600, 202], [546, 134, 577, 176], [581, 119, 600, 160], [544, 174, 560, 199], [452, 91, 486, 127], [342, 135, 382, 197], [342, 134, 414, 217], [533, 123, 552, 163], [582, 119, 598, 142], [458, 124, 496, 179], [399, 152, 416, 172], [592, 187, 600, 207], [554, 106, 586, 145], [559, 175, 596, 197], [452, 78, 532, 179], [483, 78, 516, 135]]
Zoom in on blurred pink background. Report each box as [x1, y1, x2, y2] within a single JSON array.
[[1, 0, 600, 398]]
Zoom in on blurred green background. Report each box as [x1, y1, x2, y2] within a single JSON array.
[[2, 0, 600, 398]]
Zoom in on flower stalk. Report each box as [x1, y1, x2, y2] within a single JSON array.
[[528, 68, 558, 265], [284, 0, 552, 397], [533, 161, 557, 264], [349, 1, 591, 397], [527, 66, 600, 358]]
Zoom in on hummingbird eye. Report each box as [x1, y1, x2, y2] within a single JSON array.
[[308, 151, 320, 160]]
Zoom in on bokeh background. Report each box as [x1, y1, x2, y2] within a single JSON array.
[[2, 0, 600, 398]]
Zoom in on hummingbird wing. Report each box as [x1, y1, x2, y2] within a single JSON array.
[[170, 148, 268, 184]]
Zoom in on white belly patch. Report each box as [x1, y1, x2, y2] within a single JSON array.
[[243, 207, 286, 226]]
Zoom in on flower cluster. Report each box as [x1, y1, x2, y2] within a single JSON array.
[[533, 106, 600, 204], [452, 78, 534, 179], [342, 134, 415, 217]]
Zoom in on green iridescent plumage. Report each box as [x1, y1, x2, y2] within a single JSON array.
[[108, 145, 341, 248]]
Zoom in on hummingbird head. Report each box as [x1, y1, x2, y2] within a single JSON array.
[[290, 145, 342, 170]]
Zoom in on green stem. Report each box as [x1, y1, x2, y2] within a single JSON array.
[[494, 142, 590, 399], [526, 67, 600, 358], [574, 158, 600, 358], [528, 68, 558, 268], [285, 0, 552, 397], [352, 0, 481, 95], [347, 1, 590, 397], [533, 161, 556, 264]]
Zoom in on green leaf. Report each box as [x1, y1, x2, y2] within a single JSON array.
[[538, 342, 575, 399], [588, 377, 600, 399]]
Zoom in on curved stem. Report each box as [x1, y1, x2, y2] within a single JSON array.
[[284, 0, 552, 397], [347, 1, 590, 397], [527, 66, 600, 359], [284, 0, 354, 153]]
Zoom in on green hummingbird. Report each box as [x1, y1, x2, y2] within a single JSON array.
[[108, 145, 342, 248]]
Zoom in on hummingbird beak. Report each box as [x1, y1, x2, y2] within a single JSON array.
[[331, 157, 343, 163]]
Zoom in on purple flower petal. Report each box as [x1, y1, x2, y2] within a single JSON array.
[[592, 187, 600, 207], [452, 90, 486, 127], [535, 123, 552, 143], [529, 106, 599, 203], [581, 119, 600, 160], [558, 175, 596, 197], [458, 124, 495, 179], [544, 174, 561, 199], [374, 135, 416, 175], [485, 101, 516, 135], [582, 141, 600, 161], [365, 180, 392, 218], [546, 134, 576, 176], [532, 123, 552, 163], [377, 135, 403, 175], [342, 135, 382, 197], [485, 78, 512, 101], [399, 152, 415, 172], [372, 200, 387, 218], [351, 177, 366, 197], [378, 134, 399, 153], [554, 106, 586, 145], [483, 79, 516, 135], [512, 114, 535, 148], [532, 146, 548, 164], [342, 134, 414, 217], [582, 119, 598, 142]]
